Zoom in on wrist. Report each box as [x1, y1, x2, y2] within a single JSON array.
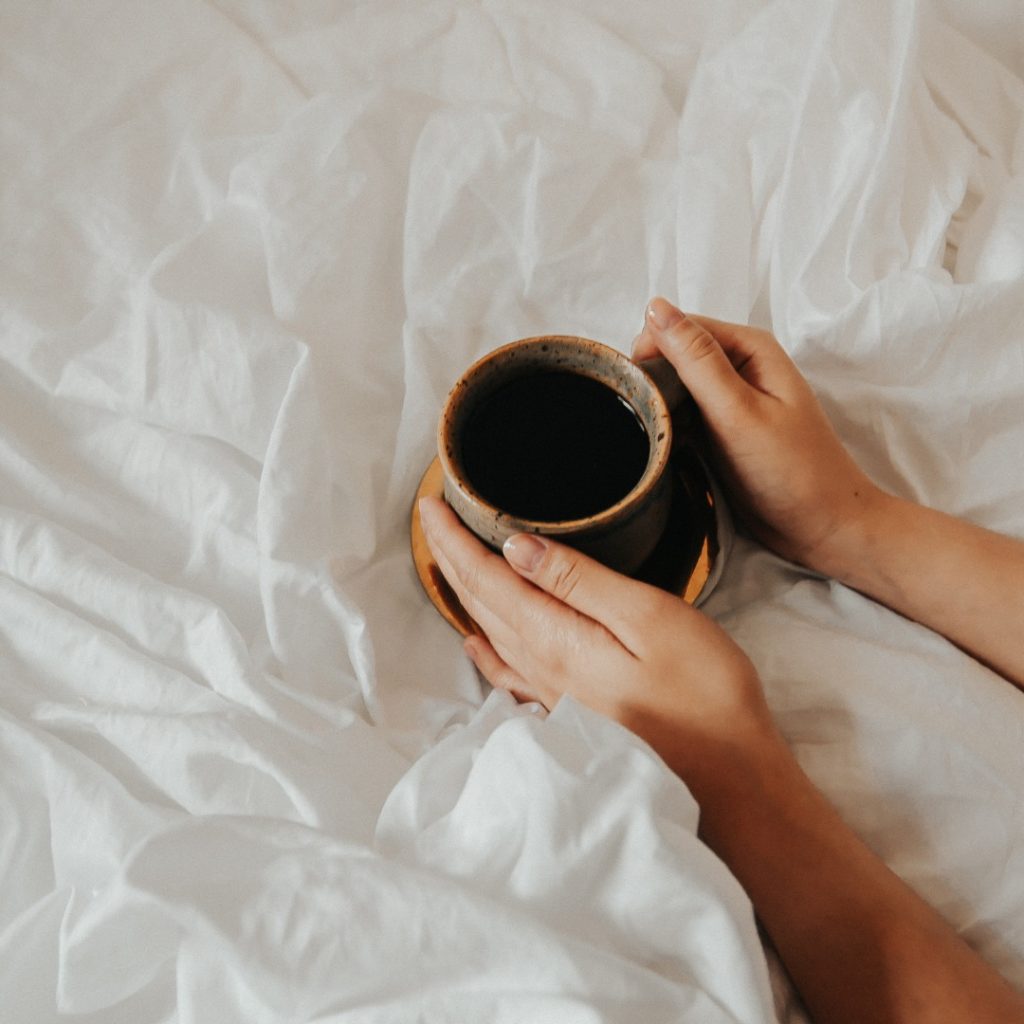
[[807, 483, 899, 586], [661, 716, 795, 841]]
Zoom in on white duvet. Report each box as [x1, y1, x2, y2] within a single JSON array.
[[2, 1, 1023, 1021]]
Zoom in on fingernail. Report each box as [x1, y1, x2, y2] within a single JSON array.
[[503, 533, 546, 572], [646, 296, 681, 331]]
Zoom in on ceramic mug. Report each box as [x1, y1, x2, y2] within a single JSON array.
[[437, 335, 691, 575]]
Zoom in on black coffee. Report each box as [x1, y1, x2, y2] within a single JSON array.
[[460, 370, 649, 522]]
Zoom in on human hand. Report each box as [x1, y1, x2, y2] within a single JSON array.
[[418, 495, 783, 807], [634, 297, 881, 576]]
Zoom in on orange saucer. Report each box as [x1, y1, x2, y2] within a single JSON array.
[[411, 450, 719, 637]]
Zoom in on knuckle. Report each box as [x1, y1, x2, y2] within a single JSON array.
[[676, 324, 718, 363], [494, 663, 519, 690], [547, 555, 583, 603], [455, 554, 485, 596], [491, 636, 516, 667]]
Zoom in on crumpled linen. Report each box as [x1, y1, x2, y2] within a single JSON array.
[[1, 0, 1023, 1021], [39, 694, 772, 1023]]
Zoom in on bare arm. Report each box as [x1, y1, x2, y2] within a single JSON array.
[[420, 495, 1024, 1024], [698, 729, 1024, 1024], [422, 298, 1024, 1022], [636, 298, 1024, 689], [819, 491, 1024, 686]]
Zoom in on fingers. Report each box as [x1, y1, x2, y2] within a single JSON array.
[[684, 312, 803, 398], [634, 299, 801, 399], [418, 498, 535, 659], [464, 635, 546, 707], [421, 495, 649, 661], [631, 324, 660, 362], [502, 533, 662, 656], [642, 297, 754, 419], [420, 496, 595, 678]]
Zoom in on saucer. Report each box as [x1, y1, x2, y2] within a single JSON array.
[[411, 449, 721, 637]]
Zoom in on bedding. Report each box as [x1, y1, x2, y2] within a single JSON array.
[[2, 1, 1023, 1021]]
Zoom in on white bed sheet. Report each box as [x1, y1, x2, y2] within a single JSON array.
[[2, 1, 1023, 1021]]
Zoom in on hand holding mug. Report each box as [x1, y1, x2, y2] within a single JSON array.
[[424, 300, 1024, 1024], [634, 298, 880, 577], [418, 495, 783, 809]]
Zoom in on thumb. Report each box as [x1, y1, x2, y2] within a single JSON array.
[[502, 533, 659, 651], [645, 297, 750, 421]]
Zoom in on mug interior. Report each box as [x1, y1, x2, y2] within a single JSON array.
[[439, 335, 672, 528]]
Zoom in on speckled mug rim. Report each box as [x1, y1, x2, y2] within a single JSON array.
[[437, 335, 674, 535]]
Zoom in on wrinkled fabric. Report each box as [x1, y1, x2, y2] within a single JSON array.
[[1, 1, 1023, 1021]]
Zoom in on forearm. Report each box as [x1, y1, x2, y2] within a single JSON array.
[[819, 489, 1024, 688], [691, 738, 1024, 1024]]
